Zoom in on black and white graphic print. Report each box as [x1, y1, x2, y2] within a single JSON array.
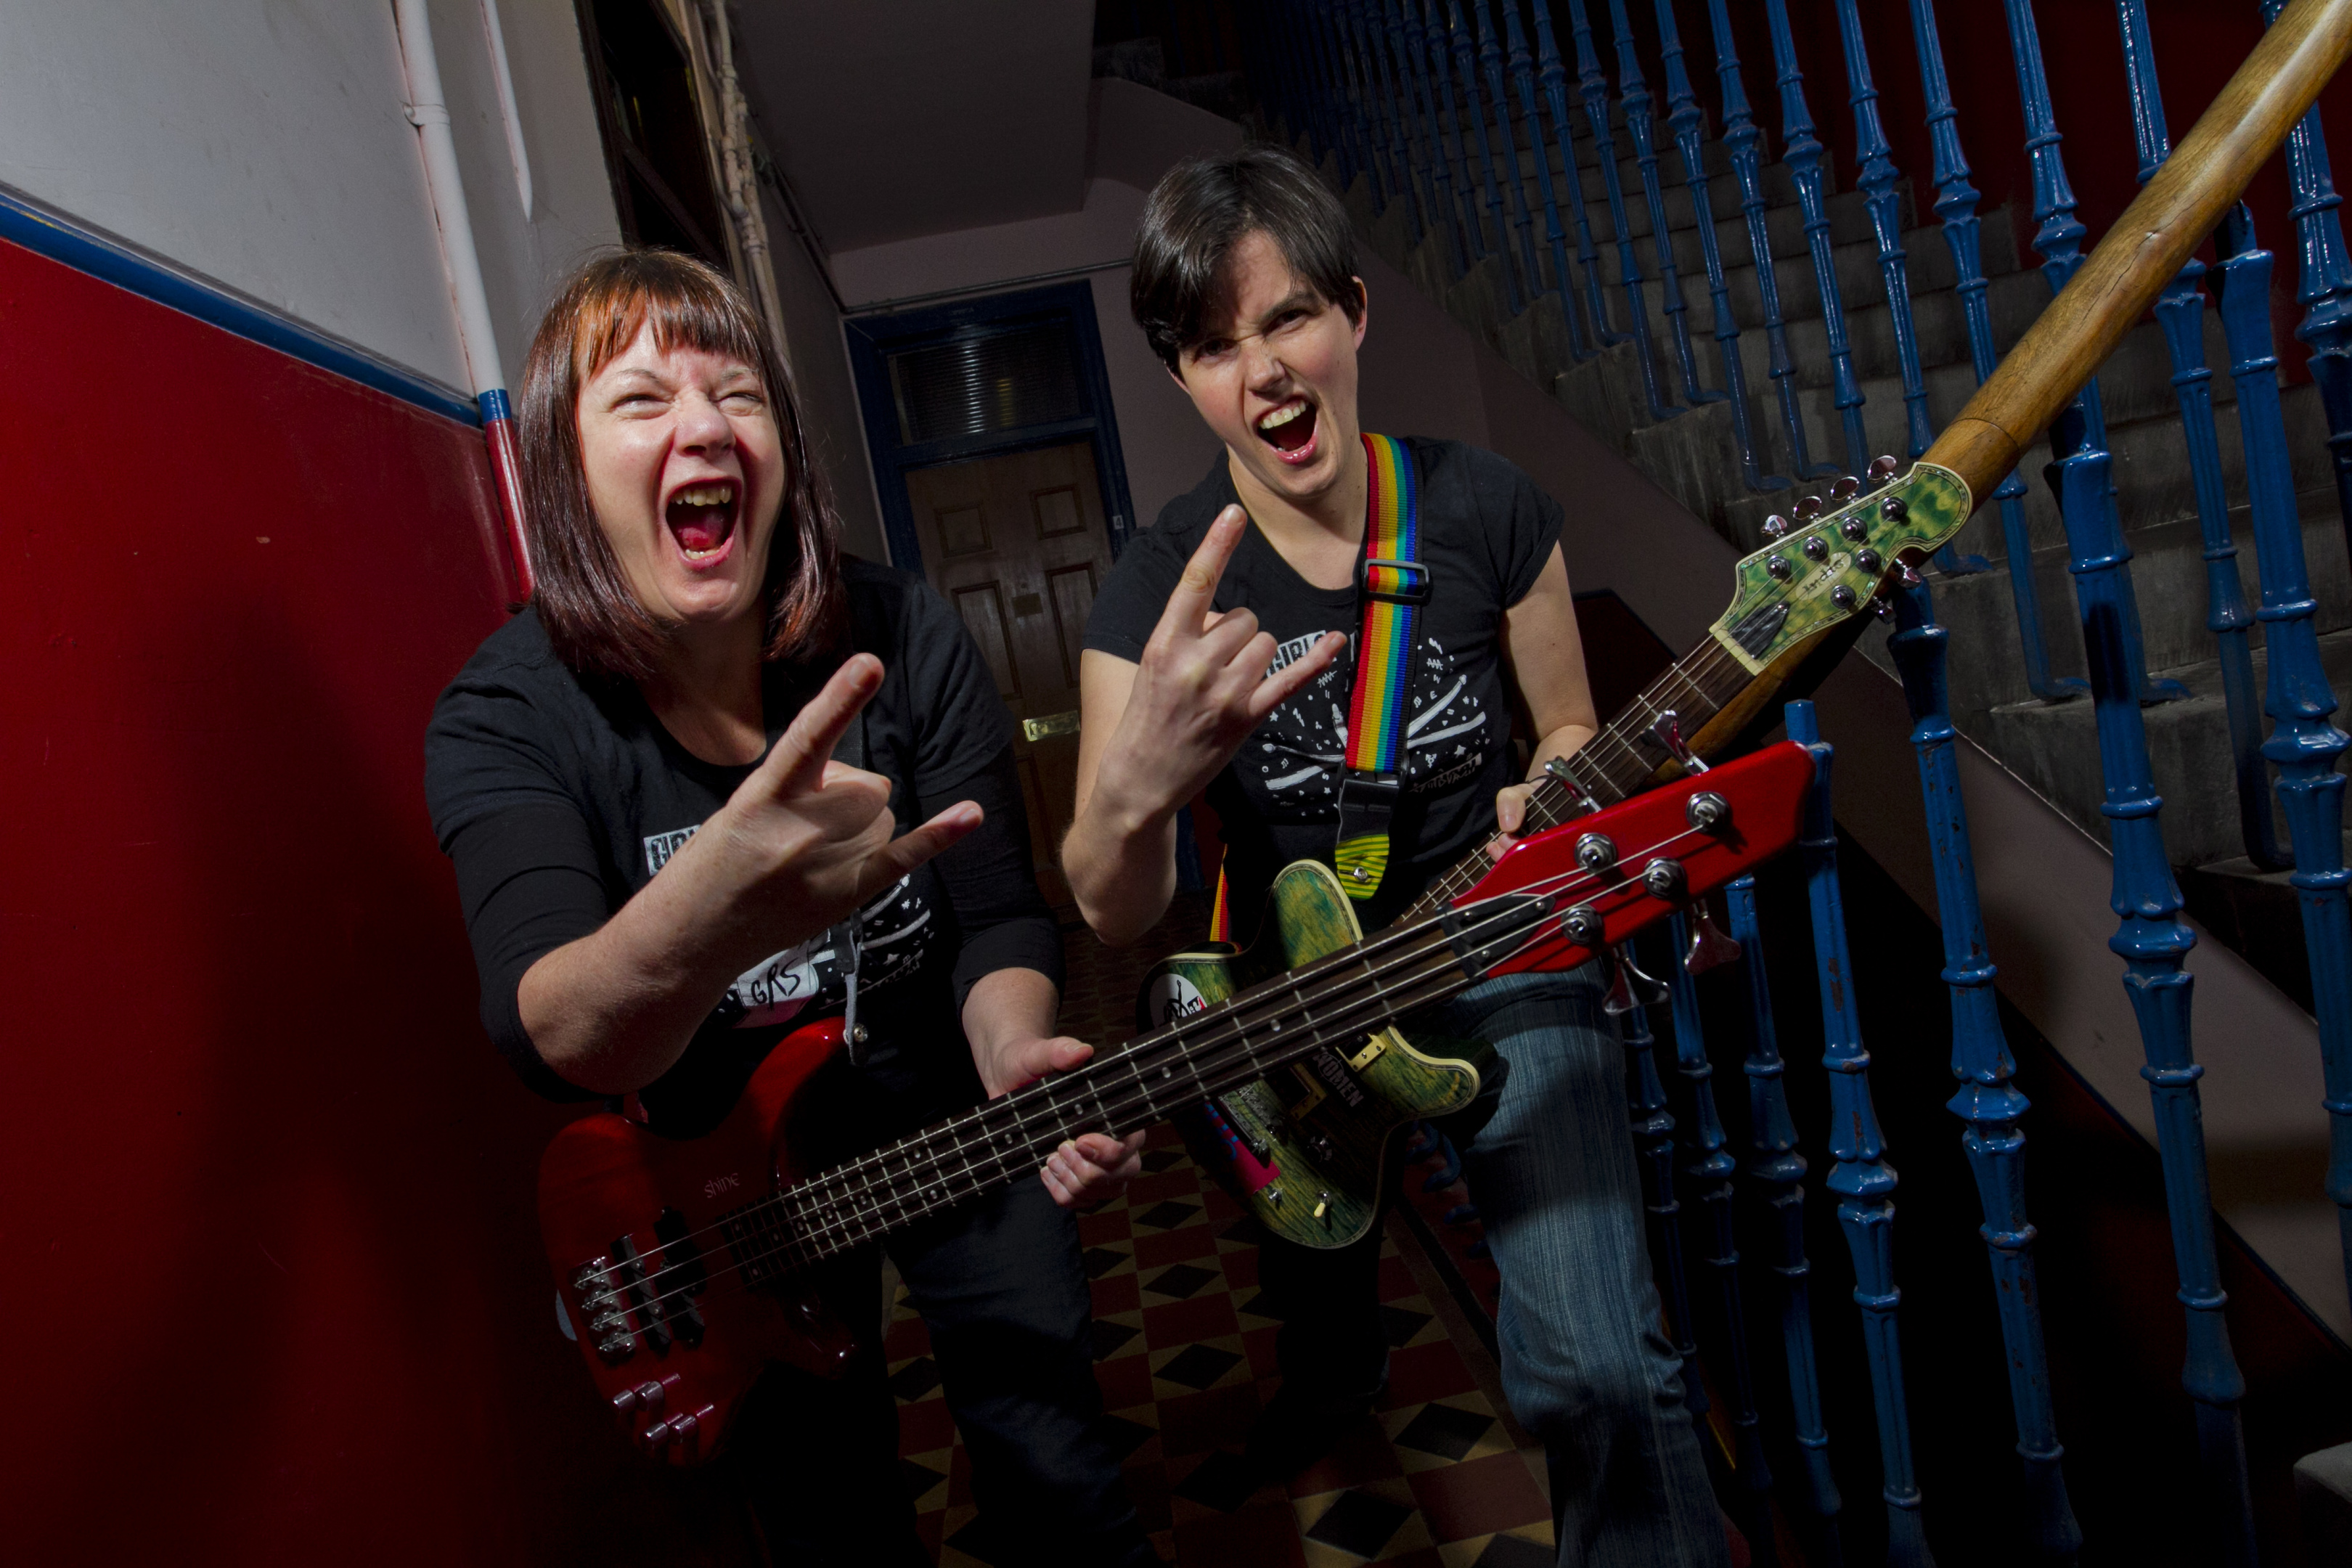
[[1247, 630, 1493, 809], [644, 828, 939, 1029]]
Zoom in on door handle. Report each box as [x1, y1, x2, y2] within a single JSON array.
[[1022, 710, 1081, 743]]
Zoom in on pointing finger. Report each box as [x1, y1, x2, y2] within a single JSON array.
[[756, 655, 883, 798]]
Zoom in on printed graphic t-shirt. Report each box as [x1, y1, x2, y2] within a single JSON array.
[[423, 558, 1061, 1143], [1084, 438, 1563, 934]]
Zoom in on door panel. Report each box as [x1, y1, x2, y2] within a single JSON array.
[[903, 441, 1116, 909]]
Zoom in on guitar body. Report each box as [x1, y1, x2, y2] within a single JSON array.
[[1139, 859, 1491, 1249], [537, 1018, 859, 1466]]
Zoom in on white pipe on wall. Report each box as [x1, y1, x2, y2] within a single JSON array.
[[393, 0, 506, 400], [479, 0, 534, 220]]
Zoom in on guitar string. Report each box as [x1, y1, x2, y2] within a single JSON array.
[[586, 821, 1740, 1323], [573, 859, 1617, 1310]]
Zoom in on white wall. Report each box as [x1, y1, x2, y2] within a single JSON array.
[[0, 0, 618, 392], [759, 182, 891, 565]]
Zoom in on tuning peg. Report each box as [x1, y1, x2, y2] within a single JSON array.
[[1867, 454, 1902, 486], [1645, 709, 1707, 775], [1871, 596, 1895, 620], [1792, 495, 1824, 522], [1897, 560, 1925, 588], [1602, 944, 1670, 1013], [1830, 474, 1861, 501], [1760, 512, 1789, 539], [1684, 894, 1741, 974]]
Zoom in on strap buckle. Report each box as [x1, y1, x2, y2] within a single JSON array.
[[1355, 555, 1431, 605], [1338, 768, 1402, 809]]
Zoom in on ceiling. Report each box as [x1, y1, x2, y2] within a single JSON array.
[[730, 0, 1097, 253]]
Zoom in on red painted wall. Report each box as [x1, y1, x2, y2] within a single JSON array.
[[0, 242, 761, 1561]]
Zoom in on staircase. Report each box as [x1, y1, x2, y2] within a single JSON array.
[[1307, 98, 2352, 1008]]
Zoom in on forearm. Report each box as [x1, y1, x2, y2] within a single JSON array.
[[1062, 779, 1179, 947], [963, 965, 1064, 1096], [1525, 721, 1598, 780]]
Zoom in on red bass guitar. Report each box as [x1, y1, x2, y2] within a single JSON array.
[[537, 743, 1814, 1463]]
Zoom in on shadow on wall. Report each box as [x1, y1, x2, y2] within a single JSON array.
[[0, 241, 762, 1561]]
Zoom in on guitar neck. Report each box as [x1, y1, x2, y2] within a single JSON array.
[[1405, 640, 1751, 917], [769, 904, 1521, 1262]]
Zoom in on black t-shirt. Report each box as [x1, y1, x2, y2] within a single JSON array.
[[423, 558, 1061, 1142], [1085, 438, 1561, 934]]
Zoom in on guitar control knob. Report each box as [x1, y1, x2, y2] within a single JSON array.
[[1831, 475, 1861, 500], [1641, 858, 1686, 899], [1832, 584, 1858, 611], [1802, 536, 1828, 562], [1840, 516, 1868, 542], [1314, 1193, 1332, 1224], [1766, 555, 1792, 581], [611, 1387, 640, 1416], [1686, 791, 1731, 831], [1760, 513, 1789, 539], [1265, 1185, 1283, 1206], [1855, 548, 1882, 573], [1307, 1132, 1336, 1161], [642, 1421, 673, 1448], [1880, 494, 1908, 521], [1574, 833, 1617, 871], [1792, 496, 1823, 521], [1561, 903, 1605, 945]]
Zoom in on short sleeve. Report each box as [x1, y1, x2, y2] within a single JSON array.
[[1495, 459, 1565, 608], [1082, 527, 1189, 663]]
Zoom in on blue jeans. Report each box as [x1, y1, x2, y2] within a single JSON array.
[[1258, 965, 1728, 1568], [727, 1178, 1159, 1567]]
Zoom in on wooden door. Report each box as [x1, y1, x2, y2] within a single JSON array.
[[902, 441, 1115, 908]]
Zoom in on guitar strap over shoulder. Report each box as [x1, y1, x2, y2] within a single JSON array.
[[1334, 433, 1427, 903]]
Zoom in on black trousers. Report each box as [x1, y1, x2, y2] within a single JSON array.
[[722, 1178, 1159, 1567]]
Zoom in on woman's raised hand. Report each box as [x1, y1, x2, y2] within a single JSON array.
[[721, 653, 979, 936], [1103, 506, 1344, 818]]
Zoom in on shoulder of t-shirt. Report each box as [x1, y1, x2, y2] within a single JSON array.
[[1082, 489, 1215, 662], [424, 608, 601, 844], [840, 552, 947, 656], [1406, 436, 1563, 607]]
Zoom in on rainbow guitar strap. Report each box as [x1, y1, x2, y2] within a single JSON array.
[[1334, 433, 1428, 902]]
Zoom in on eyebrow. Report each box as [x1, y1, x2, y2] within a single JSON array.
[[1196, 289, 1321, 349]]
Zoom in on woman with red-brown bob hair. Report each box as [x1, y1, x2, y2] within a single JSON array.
[[425, 250, 1156, 1566]]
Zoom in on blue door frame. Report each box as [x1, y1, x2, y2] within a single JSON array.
[[844, 280, 1138, 574]]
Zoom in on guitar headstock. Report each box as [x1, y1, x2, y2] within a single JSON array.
[[1708, 458, 1972, 674]]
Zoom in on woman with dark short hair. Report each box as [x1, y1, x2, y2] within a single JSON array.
[[425, 250, 1155, 1567], [1065, 147, 1729, 1566]]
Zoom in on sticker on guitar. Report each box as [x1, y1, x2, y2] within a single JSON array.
[[1148, 971, 1209, 1025]]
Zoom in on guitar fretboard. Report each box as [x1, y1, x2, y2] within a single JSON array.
[[1405, 637, 1751, 918]]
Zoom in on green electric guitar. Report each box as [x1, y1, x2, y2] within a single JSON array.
[[1138, 458, 1972, 1248]]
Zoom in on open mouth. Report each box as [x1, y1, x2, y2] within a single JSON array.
[[1254, 397, 1318, 460], [666, 479, 739, 563]]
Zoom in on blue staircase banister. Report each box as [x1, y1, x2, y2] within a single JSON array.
[[1471, 0, 1543, 318], [1533, 0, 1625, 346], [1503, 0, 1596, 359], [2046, 421, 2259, 1567], [1787, 698, 1934, 1567], [1394, 0, 1471, 280], [1607, 951, 1702, 1426], [1887, 577, 2083, 1564], [1360, 0, 1424, 246], [1448, 0, 1523, 314], [1609, 0, 1716, 408], [1726, 872, 1845, 1553], [1763, 0, 1869, 477], [1418, 0, 1490, 271], [1568, 0, 1678, 420], [2212, 199, 2352, 1353], [1656, 0, 1784, 491]]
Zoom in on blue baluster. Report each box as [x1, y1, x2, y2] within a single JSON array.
[[1608, 0, 1715, 409], [1448, 0, 1522, 310], [1337, 0, 1395, 209], [2213, 203, 2352, 1341], [2115, 2, 2279, 862], [1763, 0, 1869, 476], [1471, 0, 1542, 315], [1393, 0, 1469, 279], [1707, 0, 1834, 479], [1569, 0, 1679, 420], [1726, 873, 1844, 1550], [2046, 424, 2258, 1566], [1609, 952, 1703, 1424], [1323, 0, 1376, 198], [1535, 0, 1625, 345], [1665, 909, 1779, 1556], [1419, 0, 1489, 268], [1657, 0, 1785, 491], [1359, 0, 1423, 243], [1832, 0, 1981, 576], [1503, 0, 1596, 357], [1304, 1, 1359, 190], [1906, 0, 2077, 697], [1887, 576, 2083, 1563], [2261, 0, 2352, 562], [1787, 700, 1934, 1567]]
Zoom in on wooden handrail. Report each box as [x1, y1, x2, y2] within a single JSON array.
[[1926, 0, 2352, 502]]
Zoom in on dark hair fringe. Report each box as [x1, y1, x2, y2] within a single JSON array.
[[518, 248, 844, 679], [1130, 144, 1363, 371]]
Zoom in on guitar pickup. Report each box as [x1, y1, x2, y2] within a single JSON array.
[[652, 1207, 708, 1349], [608, 1234, 671, 1357]]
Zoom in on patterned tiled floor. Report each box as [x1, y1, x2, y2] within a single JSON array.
[[887, 1121, 1556, 1567]]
